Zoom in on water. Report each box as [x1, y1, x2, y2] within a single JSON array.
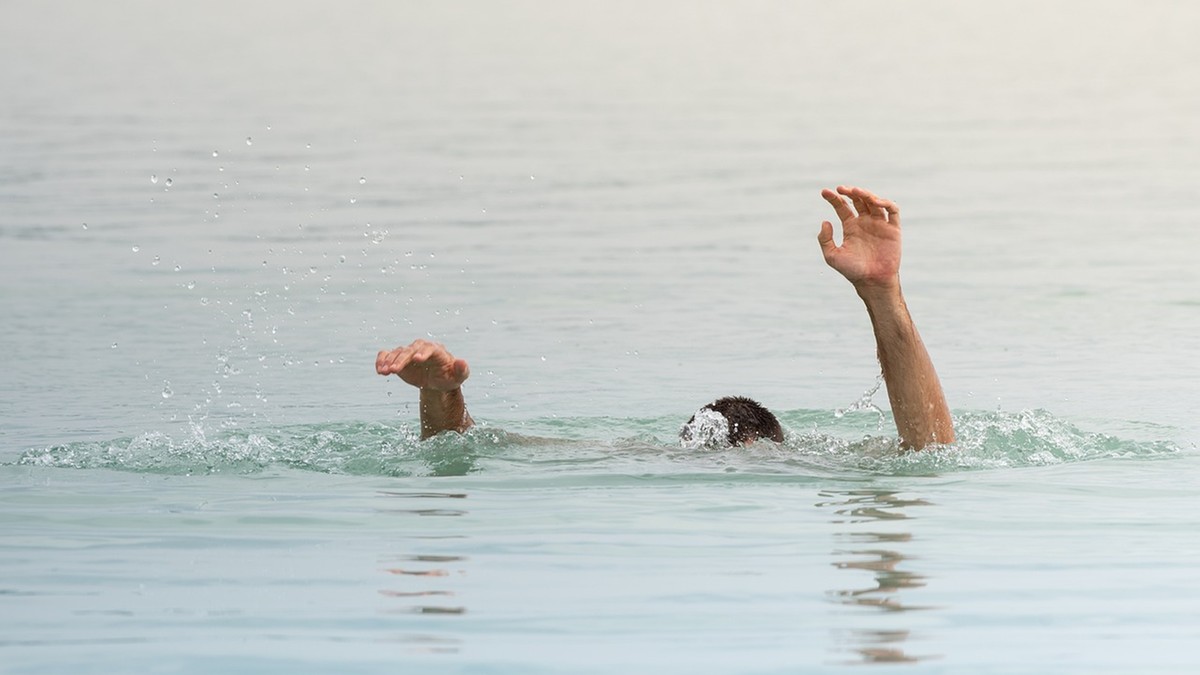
[[3, 0, 1200, 672]]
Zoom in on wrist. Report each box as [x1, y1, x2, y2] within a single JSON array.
[[418, 387, 471, 437], [854, 279, 902, 305], [420, 386, 463, 402]]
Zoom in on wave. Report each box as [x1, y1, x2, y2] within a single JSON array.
[[12, 409, 1185, 479]]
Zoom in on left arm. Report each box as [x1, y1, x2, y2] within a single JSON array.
[[376, 339, 474, 439]]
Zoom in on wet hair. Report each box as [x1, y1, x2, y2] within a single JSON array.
[[679, 396, 784, 447]]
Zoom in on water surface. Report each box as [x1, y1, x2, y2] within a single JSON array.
[[2, 1, 1199, 672]]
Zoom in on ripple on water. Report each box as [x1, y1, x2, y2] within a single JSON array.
[[11, 409, 1184, 479]]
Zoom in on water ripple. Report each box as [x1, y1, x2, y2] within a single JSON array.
[[11, 409, 1184, 479]]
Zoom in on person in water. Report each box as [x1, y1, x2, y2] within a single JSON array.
[[375, 185, 955, 450]]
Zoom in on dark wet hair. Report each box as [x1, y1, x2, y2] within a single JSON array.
[[681, 396, 784, 446]]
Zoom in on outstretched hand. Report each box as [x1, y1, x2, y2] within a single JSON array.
[[376, 339, 470, 392], [817, 185, 903, 289]]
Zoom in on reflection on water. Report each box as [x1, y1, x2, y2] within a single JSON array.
[[376, 490, 469, 653], [818, 489, 938, 665]]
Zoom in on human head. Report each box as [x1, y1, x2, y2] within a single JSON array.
[[679, 396, 784, 448]]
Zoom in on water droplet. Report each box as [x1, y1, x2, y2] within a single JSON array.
[[81, 223, 88, 230], [173, 264, 181, 272], [186, 281, 196, 290], [530, 175, 536, 180], [165, 178, 173, 187], [245, 136, 253, 146], [150, 174, 158, 184], [339, 255, 346, 263], [213, 193, 219, 199], [212, 150, 219, 157], [111, 342, 118, 349], [540, 356, 547, 362], [305, 143, 312, 149], [200, 297, 209, 305], [161, 382, 174, 399], [152, 256, 161, 266], [359, 177, 367, 184], [131, 245, 140, 253], [349, 197, 357, 204], [308, 266, 317, 274]]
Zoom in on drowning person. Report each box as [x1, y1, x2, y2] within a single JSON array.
[[375, 186, 955, 451]]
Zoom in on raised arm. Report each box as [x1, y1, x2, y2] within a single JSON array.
[[817, 185, 954, 449], [376, 339, 474, 439]]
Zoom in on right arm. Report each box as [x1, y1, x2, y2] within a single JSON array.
[[817, 185, 954, 449], [376, 339, 474, 439]]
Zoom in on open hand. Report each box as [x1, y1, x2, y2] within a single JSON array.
[[375, 339, 470, 391], [817, 185, 902, 289]]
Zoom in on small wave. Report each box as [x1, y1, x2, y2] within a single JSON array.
[[12, 409, 1184, 478], [780, 409, 1182, 476]]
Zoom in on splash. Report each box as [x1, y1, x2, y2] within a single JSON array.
[[12, 409, 1185, 479], [678, 407, 731, 449]]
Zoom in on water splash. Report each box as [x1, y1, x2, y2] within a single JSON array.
[[11, 410, 1183, 479], [835, 373, 886, 428]]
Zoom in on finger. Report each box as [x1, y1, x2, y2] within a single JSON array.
[[379, 349, 399, 372], [876, 198, 901, 224], [821, 188, 855, 222], [851, 193, 873, 219], [854, 186, 892, 218], [836, 185, 870, 219], [413, 343, 438, 363], [385, 351, 415, 376], [817, 221, 838, 262], [848, 186, 894, 220]]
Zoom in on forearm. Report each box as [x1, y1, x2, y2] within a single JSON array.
[[418, 388, 474, 439], [857, 284, 954, 449]]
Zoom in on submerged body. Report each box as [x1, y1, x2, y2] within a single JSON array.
[[376, 186, 954, 450]]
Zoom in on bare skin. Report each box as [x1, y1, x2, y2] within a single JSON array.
[[818, 185, 955, 449], [375, 339, 473, 439], [378, 186, 953, 449]]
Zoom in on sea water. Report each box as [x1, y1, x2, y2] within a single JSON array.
[[2, 1, 1200, 672]]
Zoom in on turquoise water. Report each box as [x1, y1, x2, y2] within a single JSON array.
[[4, 0, 1200, 672]]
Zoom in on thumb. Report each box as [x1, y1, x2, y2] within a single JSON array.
[[817, 221, 838, 260], [453, 358, 470, 383]]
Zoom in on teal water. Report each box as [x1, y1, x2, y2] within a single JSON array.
[[3, 0, 1200, 672]]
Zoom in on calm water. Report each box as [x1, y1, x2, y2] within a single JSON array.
[[3, 1, 1200, 672]]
